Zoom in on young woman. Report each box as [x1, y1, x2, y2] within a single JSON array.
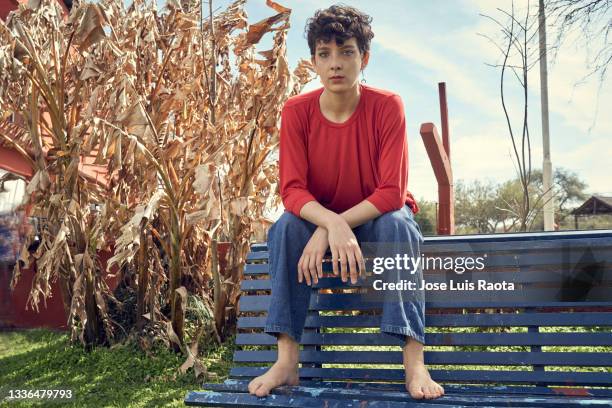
[[248, 4, 444, 400]]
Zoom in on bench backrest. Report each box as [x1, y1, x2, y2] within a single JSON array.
[[235, 230, 612, 387]]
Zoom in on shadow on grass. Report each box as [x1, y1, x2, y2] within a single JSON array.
[[0, 329, 235, 408]]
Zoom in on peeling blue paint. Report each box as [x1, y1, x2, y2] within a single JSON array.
[[306, 388, 324, 397]]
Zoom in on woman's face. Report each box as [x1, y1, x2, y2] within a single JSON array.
[[312, 37, 369, 94]]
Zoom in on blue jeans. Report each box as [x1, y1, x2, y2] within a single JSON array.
[[264, 204, 426, 345]]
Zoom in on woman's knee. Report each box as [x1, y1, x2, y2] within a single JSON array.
[[374, 208, 408, 229], [373, 207, 422, 241]]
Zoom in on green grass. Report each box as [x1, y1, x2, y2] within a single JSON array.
[[0, 329, 235, 408]]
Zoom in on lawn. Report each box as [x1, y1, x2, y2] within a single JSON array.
[[0, 329, 234, 408]]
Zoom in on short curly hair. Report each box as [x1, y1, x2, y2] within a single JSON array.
[[305, 4, 374, 56]]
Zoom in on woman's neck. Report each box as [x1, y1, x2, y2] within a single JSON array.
[[319, 84, 362, 122]]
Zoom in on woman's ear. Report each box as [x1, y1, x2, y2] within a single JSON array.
[[361, 51, 370, 70]]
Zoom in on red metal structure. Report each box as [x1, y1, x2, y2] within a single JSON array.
[[1, 0, 69, 20], [0, 0, 20, 21], [1, 249, 118, 330], [420, 82, 455, 235]]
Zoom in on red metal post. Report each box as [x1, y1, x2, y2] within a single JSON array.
[[420, 82, 455, 235], [438, 82, 450, 161], [420, 123, 454, 235]]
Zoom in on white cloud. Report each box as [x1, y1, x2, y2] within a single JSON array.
[[374, 25, 501, 120], [553, 134, 612, 195], [379, 1, 611, 203]]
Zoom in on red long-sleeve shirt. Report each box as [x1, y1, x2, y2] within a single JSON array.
[[279, 84, 419, 217]]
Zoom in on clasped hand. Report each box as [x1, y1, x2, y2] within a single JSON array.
[[297, 218, 366, 286]]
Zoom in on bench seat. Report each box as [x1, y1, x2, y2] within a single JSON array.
[[186, 230, 612, 407]]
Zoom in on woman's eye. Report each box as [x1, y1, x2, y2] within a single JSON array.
[[344, 50, 354, 55], [318, 52, 328, 57]]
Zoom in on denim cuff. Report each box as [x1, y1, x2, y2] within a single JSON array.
[[380, 324, 426, 346], [264, 325, 302, 344]]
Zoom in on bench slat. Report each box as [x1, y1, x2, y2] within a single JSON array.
[[246, 247, 612, 267], [233, 350, 612, 366], [237, 312, 612, 328], [185, 391, 451, 407], [244, 262, 612, 276], [250, 243, 267, 252], [230, 367, 612, 386], [236, 332, 612, 346], [203, 380, 612, 407], [249, 231, 612, 251], [292, 380, 612, 397], [241, 273, 612, 290], [239, 294, 612, 311], [244, 264, 269, 275], [210, 379, 612, 397]]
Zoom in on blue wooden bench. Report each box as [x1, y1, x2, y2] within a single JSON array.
[[186, 229, 612, 407]]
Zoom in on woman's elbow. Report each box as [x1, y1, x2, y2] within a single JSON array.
[[381, 190, 405, 212]]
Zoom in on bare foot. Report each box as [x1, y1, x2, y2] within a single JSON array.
[[247, 361, 299, 397], [403, 337, 444, 399], [405, 361, 445, 399]]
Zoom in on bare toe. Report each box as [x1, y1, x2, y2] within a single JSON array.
[[247, 379, 260, 394], [247, 362, 298, 398], [407, 383, 424, 399], [254, 383, 270, 397]]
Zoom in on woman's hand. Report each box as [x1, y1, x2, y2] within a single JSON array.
[[298, 226, 329, 286], [326, 216, 365, 284]]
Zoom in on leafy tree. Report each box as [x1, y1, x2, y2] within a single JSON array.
[[454, 167, 589, 233], [454, 180, 508, 234], [529, 167, 588, 228], [413, 199, 437, 236]]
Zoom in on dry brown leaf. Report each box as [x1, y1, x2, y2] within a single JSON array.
[[166, 321, 182, 350], [73, 4, 107, 52], [266, 0, 291, 14], [80, 59, 103, 81], [179, 352, 194, 375], [229, 197, 248, 216], [185, 210, 208, 226], [193, 164, 214, 195]]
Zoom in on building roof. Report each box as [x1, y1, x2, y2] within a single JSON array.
[[1, 0, 69, 21], [571, 195, 612, 215], [0, 118, 110, 188]]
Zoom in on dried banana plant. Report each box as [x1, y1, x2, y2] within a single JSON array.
[[0, 0, 313, 354], [209, 0, 313, 338], [0, 0, 119, 347]]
